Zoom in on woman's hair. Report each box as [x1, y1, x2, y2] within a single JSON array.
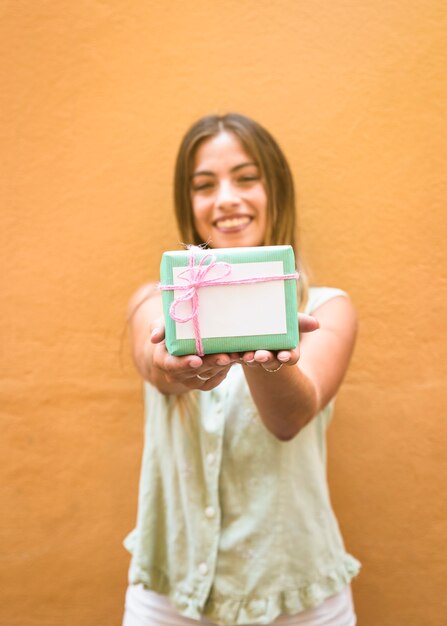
[[173, 112, 308, 308]]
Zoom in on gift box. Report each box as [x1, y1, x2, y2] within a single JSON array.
[[159, 245, 299, 356]]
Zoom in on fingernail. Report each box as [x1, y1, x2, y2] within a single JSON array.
[[277, 354, 290, 362], [216, 358, 228, 366], [189, 359, 202, 369], [150, 328, 158, 338]]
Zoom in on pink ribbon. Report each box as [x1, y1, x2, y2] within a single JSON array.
[[159, 248, 299, 356]]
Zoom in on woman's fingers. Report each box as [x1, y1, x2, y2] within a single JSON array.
[[277, 347, 300, 365], [248, 347, 300, 370], [252, 350, 283, 370], [196, 368, 230, 391], [150, 327, 165, 343], [150, 318, 166, 344], [239, 317, 316, 373], [189, 353, 238, 385], [152, 343, 201, 378], [298, 313, 319, 333], [152, 345, 238, 389]]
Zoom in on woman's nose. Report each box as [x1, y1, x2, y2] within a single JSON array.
[[215, 181, 240, 210]]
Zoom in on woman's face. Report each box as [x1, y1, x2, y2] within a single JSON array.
[[190, 131, 268, 249]]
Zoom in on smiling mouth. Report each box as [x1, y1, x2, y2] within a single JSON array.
[[214, 216, 252, 231]]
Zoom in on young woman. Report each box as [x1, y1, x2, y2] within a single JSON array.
[[123, 114, 360, 626]]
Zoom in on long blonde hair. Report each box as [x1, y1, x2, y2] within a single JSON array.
[[173, 113, 309, 308]]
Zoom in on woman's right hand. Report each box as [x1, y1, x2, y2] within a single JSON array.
[[150, 319, 238, 393], [128, 284, 236, 394]]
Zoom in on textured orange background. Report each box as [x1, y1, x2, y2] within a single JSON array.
[[1, 2, 446, 625]]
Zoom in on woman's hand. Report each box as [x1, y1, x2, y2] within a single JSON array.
[[240, 313, 320, 372], [127, 286, 229, 394], [150, 320, 240, 393]]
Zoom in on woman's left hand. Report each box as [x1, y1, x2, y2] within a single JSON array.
[[240, 312, 319, 372]]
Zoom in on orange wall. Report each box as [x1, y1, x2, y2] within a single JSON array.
[[1, 2, 446, 625]]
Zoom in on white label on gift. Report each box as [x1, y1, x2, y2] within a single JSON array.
[[172, 261, 287, 339]]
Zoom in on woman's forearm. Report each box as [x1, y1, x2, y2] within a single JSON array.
[[242, 364, 319, 441]]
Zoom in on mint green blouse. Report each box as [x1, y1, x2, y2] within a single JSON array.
[[124, 287, 360, 626]]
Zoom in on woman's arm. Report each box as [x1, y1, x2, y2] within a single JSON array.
[[241, 295, 357, 441]]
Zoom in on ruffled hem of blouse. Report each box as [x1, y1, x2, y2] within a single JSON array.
[[202, 554, 361, 626], [128, 553, 360, 626]]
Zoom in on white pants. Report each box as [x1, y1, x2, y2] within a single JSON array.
[[123, 584, 356, 626]]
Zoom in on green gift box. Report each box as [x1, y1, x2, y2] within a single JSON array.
[[160, 245, 299, 356]]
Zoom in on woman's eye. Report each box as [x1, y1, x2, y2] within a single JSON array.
[[238, 175, 258, 184], [192, 181, 214, 192]]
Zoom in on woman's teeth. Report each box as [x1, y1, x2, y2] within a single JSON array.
[[216, 216, 251, 229]]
